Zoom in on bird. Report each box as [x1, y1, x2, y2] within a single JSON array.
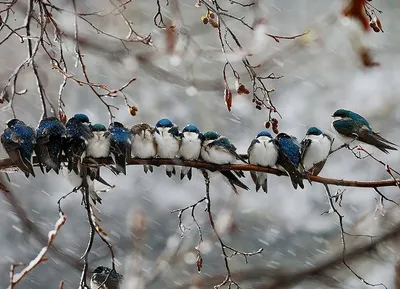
[[86, 123, 110, 158], [35, 117, 66, 174], [179, 124, 203, 180], [331, 109, 398, 153], [201, 131, 249, 193], [131, 123, 157, 174], [1, 119, 36, 177], [274, 132, 304, 189], [300, 127, 333, 176], [247, 131, 278, 193], [108, 122, 132, 175], [90, 266, 124, 289], [64, 113, 93, 175], [153, 118, 180, 178], [85, 123, 112, 201]]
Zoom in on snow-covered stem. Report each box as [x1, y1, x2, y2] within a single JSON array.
[[8, 212, 67, 289]]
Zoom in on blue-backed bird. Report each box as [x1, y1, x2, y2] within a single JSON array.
[[247, 131, 278, 193], [331, 109, 398, 153], [108, 122, 131, 175], [64, 113, 93, 175], [1, 119, 36, 177], [300, 127, 333, 176], [154, 118, 180, 178], [90, 266, 123, 289], [35, 117, 66, 174], [201, 131, 249, 193], [179, 124, 203, 180], [274, 133, 304, 189], [131, 123, 157, 174]]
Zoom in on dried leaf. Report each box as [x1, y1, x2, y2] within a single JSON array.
[[224, 87, 232, 112], [165, 24, 176, 53], [59, 111, 67, 125], [343, 0, 370, 31], [196, 250, 203, 273], [235, 79, 250, 95]]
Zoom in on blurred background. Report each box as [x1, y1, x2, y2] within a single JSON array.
[[1, 0, 400, 288]]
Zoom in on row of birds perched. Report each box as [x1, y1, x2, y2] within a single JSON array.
[[1, 109, 398, 197]]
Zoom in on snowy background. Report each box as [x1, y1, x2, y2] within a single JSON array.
[[1, 0, 400, 288]]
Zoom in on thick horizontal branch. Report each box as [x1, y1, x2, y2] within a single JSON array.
[[0, 157, 399, 188]]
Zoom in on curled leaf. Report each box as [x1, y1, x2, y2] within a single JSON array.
[[235, 79, 250, 95], [196, 250, 203, 273], [59, 111, 67, 125], [224, 87, 232, 112], [370, 16, 383, 33]]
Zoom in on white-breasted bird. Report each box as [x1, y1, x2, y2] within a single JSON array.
[[247, 131, 278, 193], [154, 118, 180, 178], [300, 126, 333, 176], [131, 123, 157, 173], [201, 131, 249, 193], [179, 124, 203, 180]]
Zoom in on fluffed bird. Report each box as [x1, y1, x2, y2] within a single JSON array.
[[35, 117, 66, 174], [275, 133, 304, 189], [300, 127, 333, 176], [131, 123, 157, 174], [179, 124, 203, 180], [64, 113, 93, 175], [154, 118, 180, 178], [201, 131, 249, 193], [108, 122, 131, 175], [86, 124, 110, 158], [90, 266, 124, 289], [331, 109, 398, 153], [247, 131, 278, 193], [1, 119, 36, 177]]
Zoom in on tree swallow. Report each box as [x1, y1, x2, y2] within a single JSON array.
[[35, 117, 66, 174], [201, 131, 249, 193], [1, 119, 36, 177], [247, 131, 278, 193], [90, 266, 123, 289], [86, 124, 110, 158], [131, 123, 157, 174], [331, 109, 398, 153], [85, 123, 112, 192], [300, 127, 333, 176], [108, 122, 132, 175], [154, 118, 180, 178], [64, 113, 93, 175], [275, 133, 304, 189], [179, 124, 203, 180]]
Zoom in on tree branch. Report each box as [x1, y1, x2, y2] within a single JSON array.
[[0, 157, 399, 188]]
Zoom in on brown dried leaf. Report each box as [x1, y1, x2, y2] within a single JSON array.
[[235, 79, 250, 95], [196, 250, 203, 273], [165, 24, 176, 53]]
